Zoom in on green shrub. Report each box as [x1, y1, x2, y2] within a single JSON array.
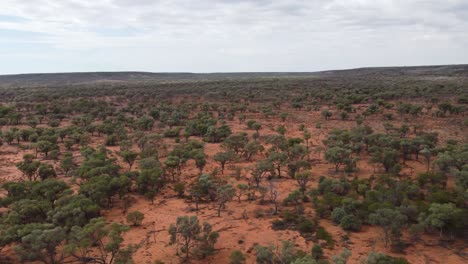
[[340, 214, 362, 231], [311, 244, 323, 260], [316, 226, 334, 248], [366, 251, 409, 264], [298, 218, 315, 233], [272, 219, 288, 230], [229, 250, 246, 264], [173, 182, 186, 197], [126, 211, 145, 226]]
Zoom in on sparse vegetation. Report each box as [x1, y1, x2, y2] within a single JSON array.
[[0, 67, 466, 263]]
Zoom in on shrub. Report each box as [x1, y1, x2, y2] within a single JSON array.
[[331, 207, 346, 224], [255, 244, 275, 263], [298, 217, 315, 234], [272, 219, 288, 230], [311, 244, 323, 260], [174, 182, 186, 197], [332, 248, 351, 264], [366, 251, 409, 264], [126, 211, 145, 226], [282, 211, 300, 223], [340, 214, 362, 231], [229, 250, 246, 264], [316, 226, 334, 248]]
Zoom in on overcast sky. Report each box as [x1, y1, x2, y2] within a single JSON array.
[[0, 0, 467, 74]]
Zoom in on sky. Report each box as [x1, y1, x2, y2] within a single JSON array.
[[0, 0, 467, 74]]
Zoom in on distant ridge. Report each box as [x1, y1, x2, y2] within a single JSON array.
[[316, 64, 468, 77], [0, 64, 467, 87], [0, 72, 317, 87]]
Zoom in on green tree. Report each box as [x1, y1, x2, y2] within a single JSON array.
[[79, 174, 119, 208], [5, 199, 51, 224], [169, 182, 184, 199], [303, 130, 311, 159], [169, 215, 218, 260], [38, 163, 57, 181], [36, 140, 54, 159], [213, 151, 236, 174], [268, 151, 288, 178], [252, 122, 262, 135], [16, 154, 41, 181], [15, 226, 67, 264], [438, 102, 452, 115], [321, 109, 332, 120], [252, 159, 275, 187], [255, 241, 303, 264], [48, 194, 100, 228], [235, 184, 248, 203], [59, 152, 75, 176], [165, 155, 181, 181], [120, 150, 138, 171], [216, 184, 235, 217], [420, 147, 432, 172], [340, 214, 362, 232], [137, 166, 164, 204], [76, 149, 120, 180], [325, 147, 351, 172], [222, 133, 248, 154], [339, 111, 349, 120], [126, 211, 145, 226], [419, 203, 464, 239], [369, 208, 408, 247], [66, 217, 135, 264], [283, 190, 304, 214], [370, 148, 400, 174], [137, 115, 154, 131], [277, 125, 287, 135], [295, 170, 312, 194], [192, 150, 207, 173], [243, 141, 264, 161], [279, 112, 289, 122], [189, 174, 216, 211], [3, 130, 16, 144]]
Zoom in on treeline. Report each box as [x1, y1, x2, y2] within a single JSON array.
[[0, 74, 467, 103]]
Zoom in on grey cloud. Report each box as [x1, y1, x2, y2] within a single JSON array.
[[0, 0, 466, 74]]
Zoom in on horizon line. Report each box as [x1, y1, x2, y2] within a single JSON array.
[[1, 63, 467, 76]]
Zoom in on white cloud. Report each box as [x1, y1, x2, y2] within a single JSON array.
[[0, 0, 467, 73]]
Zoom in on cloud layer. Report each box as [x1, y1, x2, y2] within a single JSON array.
[[1, 0, 467, 74]]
